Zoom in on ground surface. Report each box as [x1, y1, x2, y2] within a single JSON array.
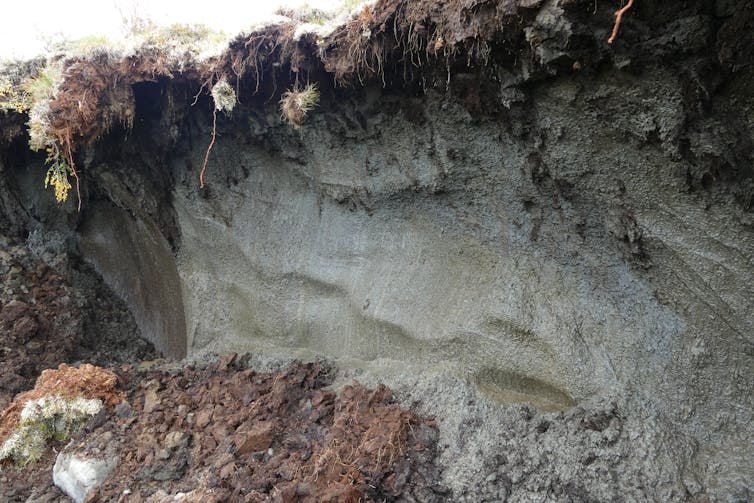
[[1, 359, 443, 502]]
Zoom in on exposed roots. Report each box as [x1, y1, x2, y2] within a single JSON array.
[[608, 0, 636, 44], [199, 108, 217, 188], [63, 138, 82, 212]]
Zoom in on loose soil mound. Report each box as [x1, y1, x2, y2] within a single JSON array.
[[0, 236, 156, 413], [0, 243, 81, 412], [0, 358, 443, 502], [84, 357, 443, 502]]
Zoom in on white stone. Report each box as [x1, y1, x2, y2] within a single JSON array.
[[53, 451, 118, 503]]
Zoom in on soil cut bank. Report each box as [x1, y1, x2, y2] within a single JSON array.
[[0, 0, 753, 501]]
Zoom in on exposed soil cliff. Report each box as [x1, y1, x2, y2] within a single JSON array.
[[1, 0, 753, 501]]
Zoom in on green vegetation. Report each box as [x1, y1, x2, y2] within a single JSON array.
[[44, 154, 75, 204], [50, 35, 118, 56], [276, 0, 369, 25], [0, 1, 363, 205], [135, 23, 228, 58], [0, 79, 30, 113]]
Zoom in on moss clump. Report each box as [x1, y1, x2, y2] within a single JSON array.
[[0, 79, 31, 113], [0, 395, 103, 468], [211, 79, 237, 114], [280, 83, 320, 128], [26, 62, 63, 152]]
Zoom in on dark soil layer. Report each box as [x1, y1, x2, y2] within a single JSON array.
[[1, 0, 753, 501]]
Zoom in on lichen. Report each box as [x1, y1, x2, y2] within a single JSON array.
[[0, 395, 103, 468], [211, 79, 237, 114]]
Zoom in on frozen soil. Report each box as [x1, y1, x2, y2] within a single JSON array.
[[0, 232, 737, 502]]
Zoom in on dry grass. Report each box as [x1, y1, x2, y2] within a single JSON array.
[[279, 83, 320, 128]]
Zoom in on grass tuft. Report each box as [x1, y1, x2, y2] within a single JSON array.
[[280, 83, 320, 128]]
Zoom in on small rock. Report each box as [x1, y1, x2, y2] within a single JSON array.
[[113, 401, 135, 418], [142, 389, 161, 414], [219, 461, 237, 479], [164, 431, 190, 450], [235, 421, 275, 455], [195, 409, 212, 429], [11, 316, 38, 340], [83, 408, 108, 432], [217, 352, 237, 371], [53, 451, 118, 503]]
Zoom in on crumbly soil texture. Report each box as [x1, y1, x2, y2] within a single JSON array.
[[1, 0, 753, 501], [0, 233, 156, 413], [1, 357, 442, 503]]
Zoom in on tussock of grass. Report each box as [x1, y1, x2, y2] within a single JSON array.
[[280, 83, 320, 128]]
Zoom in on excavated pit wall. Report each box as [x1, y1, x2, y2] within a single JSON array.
[[0, 0, 752, 500], [184, 74, 753, 492], [70, 65, 753, 499]]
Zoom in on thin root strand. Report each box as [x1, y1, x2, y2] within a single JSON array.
[[608, 0, 635, 44], [200, 108, 217, 188]]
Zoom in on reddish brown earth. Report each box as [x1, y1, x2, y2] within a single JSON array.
[[0, 237, 154, 412], [83, 358, 443, 502], [0, 243, 82, 413], [1, 358, 444, 502]]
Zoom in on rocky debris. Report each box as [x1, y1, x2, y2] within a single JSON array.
[[0, 240, 83, 411], [0, 0, 752, 501], [0, 233, 157, 413], [66, 358, 443, 502], [53, 451, 118, 503], [0, 357, 443, 502]]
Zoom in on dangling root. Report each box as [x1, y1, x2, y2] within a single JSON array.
[[63, 136, 82, 212], [199, 108, 217, 188], [608, 0, 635, 44]]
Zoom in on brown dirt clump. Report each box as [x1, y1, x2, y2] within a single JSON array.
[[0, 353, 444, 502], [319, 0, 542, 84], [0, 236, 156, 414]]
